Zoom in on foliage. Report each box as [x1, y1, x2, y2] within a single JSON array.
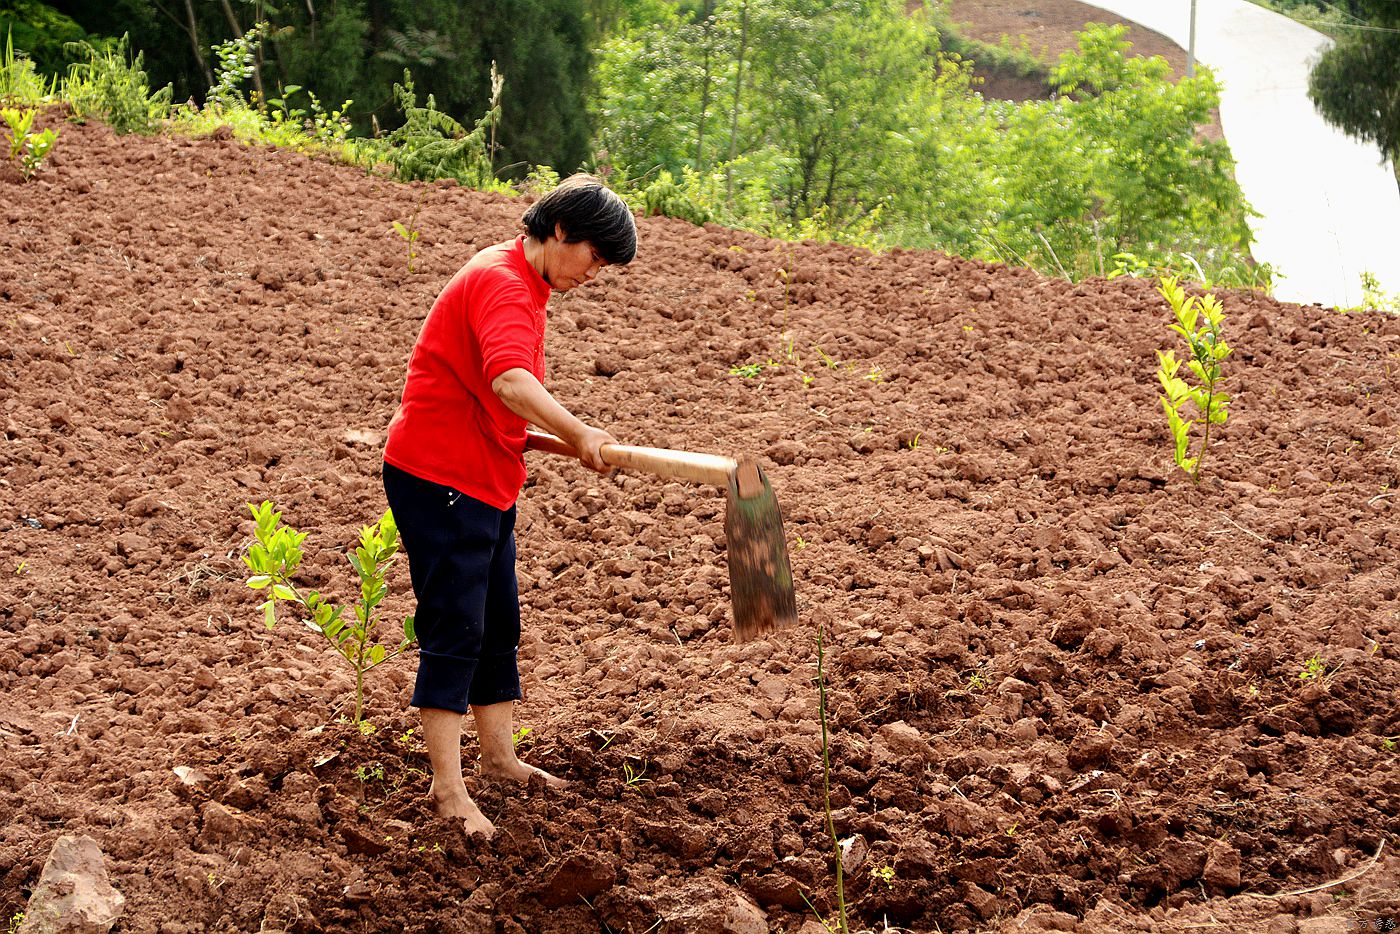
[[0, 1, 90, 75], [385, 68, 508, 190], [1352, 271, 1400, 314], [242, 501, 416, 725], [391, 190, 427, 273], [1, 28, 56, 105], [1308, 0, 1400, 169], [62, 33, 170, 134], [639, 168, 710, 224], [1155, 276, 1232, 484], [1, 104, 56, 177]]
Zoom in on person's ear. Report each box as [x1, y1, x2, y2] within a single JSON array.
[[553, 221, 567, 242]]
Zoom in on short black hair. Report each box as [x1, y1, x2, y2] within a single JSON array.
[[521, 173, 637, 265]]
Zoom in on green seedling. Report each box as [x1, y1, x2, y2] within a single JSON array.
[[391, 190, 427, 273], [242, 501, 416, 725], [816, 618, 851, 933], [870, 864, 895, 887], [355, 763, 385, 784], [1380, 736, 1395, 753], [512, 725, 533, 749], [1156, 275, 1231, 484], [813, 345, 840, 369], [863, 365, 884, 383], [729, 359, 777, 378], [621, 760, 651, 786], [1, 107, 58, 179], [1299, 654, 1327, 682], [13, 561, 25, 575]]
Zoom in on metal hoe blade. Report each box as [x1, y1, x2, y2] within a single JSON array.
[[724, 458, 798, 641]]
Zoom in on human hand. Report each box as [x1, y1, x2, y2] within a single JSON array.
[[572, 426, 617, 474]]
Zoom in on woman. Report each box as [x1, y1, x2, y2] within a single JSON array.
[[383, 174, 636, 837]]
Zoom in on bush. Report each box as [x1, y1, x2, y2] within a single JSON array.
[[62, 34, 171, 134]]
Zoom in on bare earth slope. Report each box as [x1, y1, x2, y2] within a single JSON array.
[[2, 117, 1398, 933]]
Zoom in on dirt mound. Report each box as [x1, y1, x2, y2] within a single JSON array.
[[2, 116, 1398, 933]]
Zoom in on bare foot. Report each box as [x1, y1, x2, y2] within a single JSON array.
[[479, 754, 569, 789], [429, 782, 495, 839]]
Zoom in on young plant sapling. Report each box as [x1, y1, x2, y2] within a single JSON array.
[[242, 501, 415, 725], [1, 107, 57, 179], [1155, 276, 1232, 484]]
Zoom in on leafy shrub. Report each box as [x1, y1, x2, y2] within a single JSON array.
[[386, 68, 509, 191], [1, 105, 56, 178], [0, 30, 54, 106], [640, 169, 710, 224], [1155, 276, 1232, 484], [242, 502, 416, 725], [62, 34, 171, 134]]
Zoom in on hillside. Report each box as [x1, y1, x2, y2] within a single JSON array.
[[2, 115, 1398, 933]]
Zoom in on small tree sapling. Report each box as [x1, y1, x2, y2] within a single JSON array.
[[242, 501, 415, 725], [1156, 275, 1232, 484]]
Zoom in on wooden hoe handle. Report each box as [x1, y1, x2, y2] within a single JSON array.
[[525, 430, 737, 487]]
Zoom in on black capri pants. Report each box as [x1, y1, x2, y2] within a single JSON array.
[[382, 462, 523, 713]]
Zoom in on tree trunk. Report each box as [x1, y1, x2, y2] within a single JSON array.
[[695, 0, 715, 172], [218, 0, 266, 105], [725, 0, 749, 200], [181, 0, 215, 89]]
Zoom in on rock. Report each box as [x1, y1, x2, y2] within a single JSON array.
[[663, 884, 767, 934], [18, 834, 124, 934], [1067, 732, 1114, 769], [873, 721, 932, 763], [199, 801, 252, 844], [538, 853, 618, 908], [740, 872, 806, 910], [1202, 843, 1242, 892], [338, 824, 391, 856], [839, 834, 868, 875]]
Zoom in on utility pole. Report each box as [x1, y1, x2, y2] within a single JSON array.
[[1187, 0, 1199, 77]]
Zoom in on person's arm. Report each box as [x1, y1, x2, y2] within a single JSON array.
[[491, 367, 615, 473]]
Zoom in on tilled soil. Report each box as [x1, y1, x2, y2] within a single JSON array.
[[2, 115, 1399, 933]]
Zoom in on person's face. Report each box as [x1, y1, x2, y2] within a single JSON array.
[[545, 222, 608, 290]]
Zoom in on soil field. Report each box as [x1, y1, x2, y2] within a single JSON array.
[[3, 114, 1400, 934]]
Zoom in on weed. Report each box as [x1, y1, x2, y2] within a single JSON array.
[[1, 106, 57, 179], [863, 365, 884, 383], [814, 345, 840, 369], [242, 501, 416, 725], [1299, 654, 1327, 682], [967, 671, 988, 691], [512, 725, 533, 749], [1, 31, 54, 106], [396, 728, 416, 746], [816, 619, 851, 933], [1354, 271, 1400, 314], [13, 561, 25, 575], [391, 190, 427, 273], [729, 360, 777, 378], [795, 534, 808, 550], [355, 762, 386, 784], [621, 760, 650, 786], [1381, 737, 1396, 753], [870, 863, 896, 887], [62, 34, 171, 134], [901, 433, 922, 451], [6, 912, 23, 934], [1156, 276, 1231, 484]]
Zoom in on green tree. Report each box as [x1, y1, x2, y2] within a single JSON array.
[[1308, 1, 1400, 179]]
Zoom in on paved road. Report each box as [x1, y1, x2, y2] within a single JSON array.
[[1080, 0, 1400, 309]]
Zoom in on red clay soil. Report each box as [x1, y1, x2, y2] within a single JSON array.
[[3, 115, 1400, 934]]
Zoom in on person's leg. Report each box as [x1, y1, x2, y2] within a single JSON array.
[[471, 700, 565, 786], [383, 464, 498, 831], [468, 507, 565, 787], [420, 707, 495, 837]]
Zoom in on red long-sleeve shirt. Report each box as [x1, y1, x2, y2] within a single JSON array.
[[384, 236, 549, 510]]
